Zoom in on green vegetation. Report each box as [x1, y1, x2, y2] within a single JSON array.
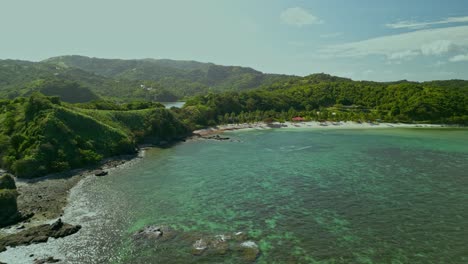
[[44, 55, 295, 100], [0, 57, 466, 180], [0, 56, 294, 102], [180, 74, 468, 127], [0, 94, 189, 178]]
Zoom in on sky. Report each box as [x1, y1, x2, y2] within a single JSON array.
[[1, 0, 468, 81]]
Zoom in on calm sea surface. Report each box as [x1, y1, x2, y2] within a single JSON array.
[[2, 128, 468, 263]]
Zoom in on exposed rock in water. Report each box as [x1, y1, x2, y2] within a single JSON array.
[[204, 134, 231, 141], [133, 225, 176, 243], [33, 256, 61, 264], [0, 218, 81, 252], [94, 170, 108, 176]]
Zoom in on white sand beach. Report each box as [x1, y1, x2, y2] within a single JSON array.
[[193, 121, 448, 136]]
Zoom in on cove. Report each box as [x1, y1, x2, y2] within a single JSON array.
[[2, 128, 468, 263]]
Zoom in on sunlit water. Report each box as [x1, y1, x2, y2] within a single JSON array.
[[2, 128, 468, 263]]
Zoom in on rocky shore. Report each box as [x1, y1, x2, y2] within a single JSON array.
[[11, 153, 141, 225], [0, 218, 81, 253], [0, 150, 147, 262]]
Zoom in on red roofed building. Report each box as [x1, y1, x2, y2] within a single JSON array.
[[292, 117, 305, 122]]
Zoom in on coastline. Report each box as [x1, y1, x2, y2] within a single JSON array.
[[193, 121, 453, 136], [0, 149, 147, 238]]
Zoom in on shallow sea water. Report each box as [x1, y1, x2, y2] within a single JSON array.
[[2, 128, 468, 263]]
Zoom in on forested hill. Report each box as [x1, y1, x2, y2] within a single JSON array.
[[179, 73, 468, 126], [0, 59, 105, 102], [0, 57, 295, 102], [44, 55, 295, 95], [0, 94, 190, 178]]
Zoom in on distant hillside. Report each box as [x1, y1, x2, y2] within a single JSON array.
[[0, 56, 295, 102], [0, 59, 115, 102], [44, 55, 296, 96]]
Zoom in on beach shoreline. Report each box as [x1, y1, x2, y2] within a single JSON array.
[[193, 121, 453, 136]]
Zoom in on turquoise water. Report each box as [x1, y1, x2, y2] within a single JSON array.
[[5, 128, 468, 263]]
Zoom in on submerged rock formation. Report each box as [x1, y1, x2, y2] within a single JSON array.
[[0, 218, 81, 252], [132, 225, 261, 263], [238, 241, 260, 262], [132, 225, 261, 262], [188, 232, 260, 262]]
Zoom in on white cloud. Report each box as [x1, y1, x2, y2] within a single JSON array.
[[386, 16, 468, 29], [319, 25, 468, 59], [449, 54, 468, 62], [387, 50, 420, 60], [280, 7, 323, 27], [421, 40, 454, 55]]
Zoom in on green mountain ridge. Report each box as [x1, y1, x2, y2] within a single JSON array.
[[44, 55, 295, 95], [0, 56, 295, 102]]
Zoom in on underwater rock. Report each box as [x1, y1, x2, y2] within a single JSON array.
[[233, 231, 247, 241], [190, 232, 262, 259], [211, 235, 230, 255], [239, 241, 260, 262], [191, 238, 208, 255]]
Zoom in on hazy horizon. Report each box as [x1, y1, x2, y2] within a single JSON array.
[[1, 0, 468, 81]]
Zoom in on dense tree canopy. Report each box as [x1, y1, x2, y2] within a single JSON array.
[[179, 74, 468, 127]]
